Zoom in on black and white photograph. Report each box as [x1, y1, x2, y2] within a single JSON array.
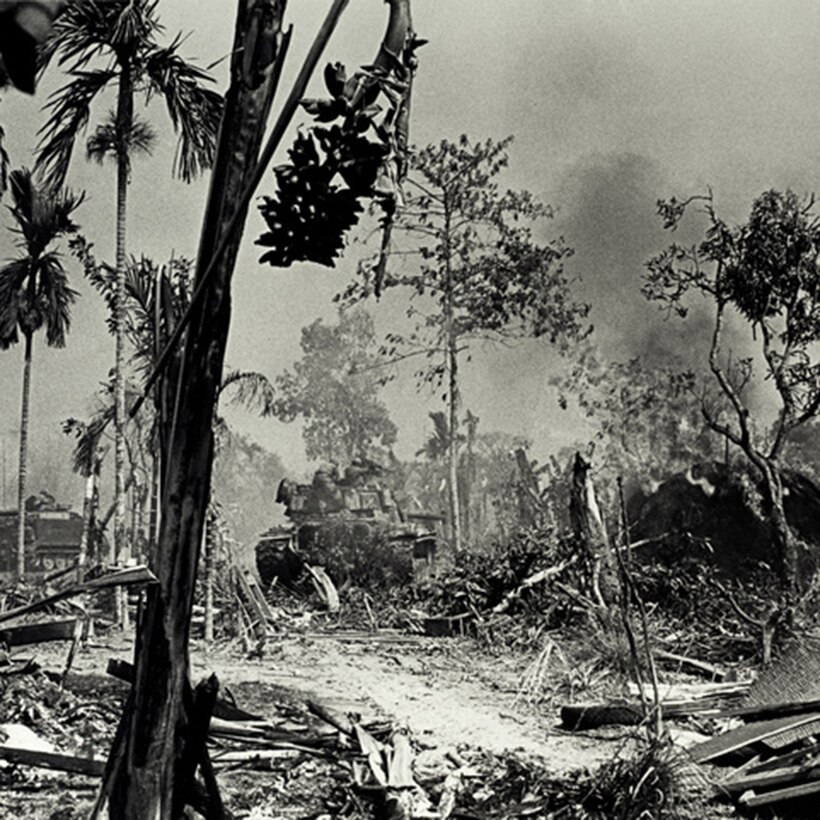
[[1, 1, 820, 817]]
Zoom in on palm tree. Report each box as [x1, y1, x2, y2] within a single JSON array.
[[0, 168, 82, 581], [36, 0, 223, 592]]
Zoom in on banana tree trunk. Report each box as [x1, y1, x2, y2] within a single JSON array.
[[105, 3, 286, 816], [113, 58, 134, 627], [15, 331, 32, 582]]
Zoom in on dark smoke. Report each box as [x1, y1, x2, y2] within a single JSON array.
[[555, 151, 775, 416], [557, 152, 745, 370]]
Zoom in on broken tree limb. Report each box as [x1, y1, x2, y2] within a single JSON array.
[[306, 565, 340, 612], [570, 453, 618, 608], [654, 650, 728, 681], [713, 578, 783, 665], [560, 702, 644, 730], [491, 557, 577, 614], [306, 699, 353, 736], [107, 656, 269, 724]]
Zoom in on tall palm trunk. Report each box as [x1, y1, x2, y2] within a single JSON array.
[[443, 196, 461, 553], [447, 330, 461, 552], [114, 59, 134, 626], [15, 331, 33, 582]]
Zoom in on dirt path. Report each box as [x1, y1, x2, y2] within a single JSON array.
[[190, 633, 620, 775], [54, 629, 622, 776]]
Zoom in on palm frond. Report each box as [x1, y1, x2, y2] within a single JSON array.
[[85, 120, 115, 164], [36, 69, 115, 187], [86, 110, 156, 165], [0, 125, 8, 199], [8, 168, 35, 230], [40, 0, 119, 68], [112, 0, 161, 50], [219, 369, 276, 417], [0, 258, 30, 349], [144, 41, 223, 181], [36, 253, 78, 348], [64, 403, 114, 476], [41, 0, 159, 67], [8, 168, 84, 255]]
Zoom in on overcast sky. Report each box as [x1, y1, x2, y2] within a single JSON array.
[[2, 0, 820, 506]]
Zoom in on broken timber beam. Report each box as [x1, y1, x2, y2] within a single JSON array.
[[739, 777, 820, 808], [691, 712, 820, 763], [721, 762, 820, 795], [720, 698, 820, 721], [0, 617, 78, 648], [0, 746, 104, 777]]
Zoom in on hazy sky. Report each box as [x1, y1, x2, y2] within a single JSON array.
[[2, 0, 820, 506]]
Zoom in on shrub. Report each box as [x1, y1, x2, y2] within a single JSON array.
[[299, 520, 413, 589]]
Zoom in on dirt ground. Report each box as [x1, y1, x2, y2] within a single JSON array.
[[191, 633, 620, 774], [0, 629, 628, 818]]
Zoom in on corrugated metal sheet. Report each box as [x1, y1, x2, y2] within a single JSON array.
[[744, 640, 820, 708]]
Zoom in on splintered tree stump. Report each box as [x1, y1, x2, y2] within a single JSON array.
[[104, 2, 287, 817], [569, 453, 620, 608]]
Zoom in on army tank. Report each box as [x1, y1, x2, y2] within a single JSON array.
[[255, 459, 440, 589]]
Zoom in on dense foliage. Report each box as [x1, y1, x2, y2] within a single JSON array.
[[272, 306, 397, 465]]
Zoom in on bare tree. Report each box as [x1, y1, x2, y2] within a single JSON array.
[[645, 189, 820, 601]]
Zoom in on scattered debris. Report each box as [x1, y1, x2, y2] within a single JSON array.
[[0, 565, 157, 626], [305, 564, 340, 612]]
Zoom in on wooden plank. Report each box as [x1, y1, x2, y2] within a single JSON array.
[[0, 617, 77, 648], [628, 680, 750, 702], [691, 713, 820, 763], [739, 777, 820, 808], [747, 741, 820, 774], [721, 697, 820, 720], [763, 718, 820, 750], [0, 745, 104, 776], [211, 748, 301, 764], [722, 762, 820, 794]]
